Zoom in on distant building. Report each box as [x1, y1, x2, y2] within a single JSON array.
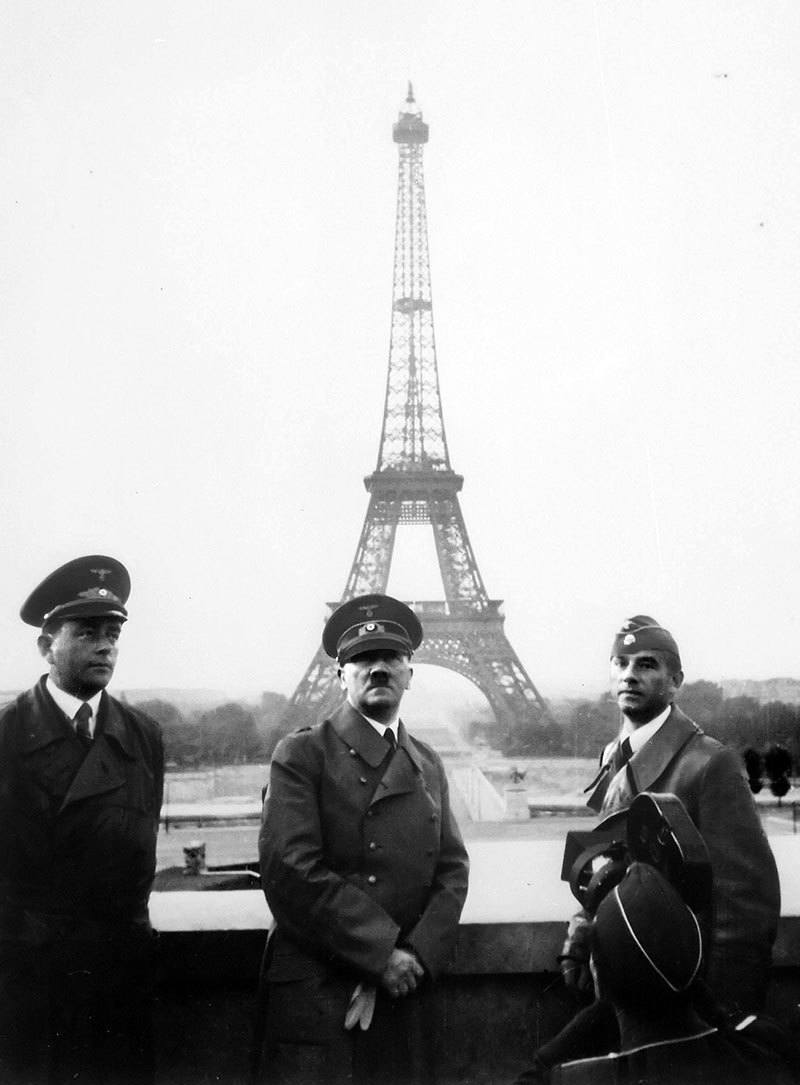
[[720, 677, 800, 706]]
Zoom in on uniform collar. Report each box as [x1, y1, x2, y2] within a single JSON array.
[[18, 678, 136, 763], [330, 701, 420, 771]]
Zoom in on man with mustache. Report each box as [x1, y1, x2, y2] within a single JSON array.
[[0, 556, 164, 1084], [256, 594, 469, 1085]]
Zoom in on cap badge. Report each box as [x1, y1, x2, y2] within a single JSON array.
[[78, 586, 120, 603], [623, 633, 636, 646], [358, 604, 377, 618], [91, 568, 112, 581], [364, 622, 377, 632]]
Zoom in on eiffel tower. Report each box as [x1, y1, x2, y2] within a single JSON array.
[[285, 86, 550, 752]]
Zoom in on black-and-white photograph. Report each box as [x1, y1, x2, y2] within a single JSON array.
[[2, 3, 800, 1082]]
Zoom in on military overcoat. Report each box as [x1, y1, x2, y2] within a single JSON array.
[[0, 676, 164, 1083], [257, 701, 469, 1085], [585, 705, 780, 1011]]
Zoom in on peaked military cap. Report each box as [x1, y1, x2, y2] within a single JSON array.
[[323, 593, 423, 665], [593, 861, 703, 1000], [21, 555, 130, 628], [611, 614, 681, 668]]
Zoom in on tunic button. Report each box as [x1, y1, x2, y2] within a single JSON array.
[[359, 776, 367, 785], [366, 809, 373, 817], [367, 875, 377, 885], [349, 749, 357, 756], [369, 841, 377, 850]]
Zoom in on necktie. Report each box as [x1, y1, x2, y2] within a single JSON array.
[[610, 736, 632, 776], [75, 702, 93, 745], [383, 728, 396, 752]]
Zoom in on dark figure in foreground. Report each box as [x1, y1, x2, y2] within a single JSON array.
[[256, 594, 470, 1085], [0, 556, 164, 1085], [529, 615, 780, 1077], [552, 862, 795, 1085]]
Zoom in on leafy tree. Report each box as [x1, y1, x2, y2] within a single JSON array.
[[194, 702, 263, 764], [764, 743, 792, 800], [136, 698, 199, 766], [255, 691, 291, 760], [704, 695, 760, 748], [676, 681, 724, 728], [562, 695, 618, 758]]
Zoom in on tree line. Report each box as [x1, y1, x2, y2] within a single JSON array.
[[135, 692, 288, 767], [548, 680, 800, 772], [137, 680, 800, 773]]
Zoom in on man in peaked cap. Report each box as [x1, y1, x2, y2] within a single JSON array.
[[0, 556, 164, 1084], [528, 614, 780, 1080], [256, 594, 469, 1085]]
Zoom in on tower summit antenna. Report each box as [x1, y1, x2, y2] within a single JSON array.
[[284, 88, 551, 752]]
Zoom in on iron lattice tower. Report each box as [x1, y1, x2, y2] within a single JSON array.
[[286, 86, 550, 751]]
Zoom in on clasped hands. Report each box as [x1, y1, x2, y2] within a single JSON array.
[[345, 948, 424, 1031], [380, 947, 424, 999]]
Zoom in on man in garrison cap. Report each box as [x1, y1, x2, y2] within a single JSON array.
[[256, 594, 469, 1085], [528, 615, 780, 1079], [0, 556, 164, 1085]]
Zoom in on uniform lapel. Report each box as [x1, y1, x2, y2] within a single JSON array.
[[19, 678, 74, 754], [60, 692, 132, 811], [330, 702, 389, 767], [370, 721, 422, 805], [329, 705, 422, 803], [17, 681, 85, 800], [588, 706, 700, 814], [585, 761, 615, 812], [627, 706, 698, 794]]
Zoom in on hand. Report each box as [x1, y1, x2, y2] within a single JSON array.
[[559, 955, 592, 993], [379, 948, 424, 999], [559, 912, 593, 994]]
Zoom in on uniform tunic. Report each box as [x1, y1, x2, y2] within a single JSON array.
[[256, 702, 469, 1085]]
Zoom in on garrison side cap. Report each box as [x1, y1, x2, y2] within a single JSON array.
[[21, 555, 130, 628], [611, 614, 681, 668], [323, 593, 423, 664]]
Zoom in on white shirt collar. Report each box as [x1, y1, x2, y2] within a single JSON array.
[[46, 676, 103, 737], [603, 704, 672, 765], [620, 703, 672, 753]]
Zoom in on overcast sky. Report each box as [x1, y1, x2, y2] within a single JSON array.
[[3, 2, 799, 715]]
